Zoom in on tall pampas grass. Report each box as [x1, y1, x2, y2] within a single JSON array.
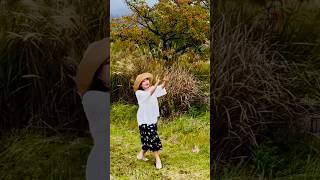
[[211, 13, 312, 165], [0, 0, 107, 133]]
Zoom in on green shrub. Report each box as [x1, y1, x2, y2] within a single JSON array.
[[177, 54, 210, 81], [252, 141, 283, 177]]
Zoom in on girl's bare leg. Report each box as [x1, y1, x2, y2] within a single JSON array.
[[137, 149, 147, 159], [153, 151, 162, 169]]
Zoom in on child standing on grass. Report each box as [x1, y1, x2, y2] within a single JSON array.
[[75, 38, 110, 180], [133, 72, 169, 169]]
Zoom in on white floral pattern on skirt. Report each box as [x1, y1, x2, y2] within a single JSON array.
[[139, 123, 162, 151]]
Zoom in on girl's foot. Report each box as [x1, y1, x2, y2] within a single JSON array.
[[137, 150, 148, 161], [137, 155, 149, 161], [155, 160, 162, 169]]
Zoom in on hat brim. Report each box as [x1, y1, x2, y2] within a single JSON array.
[[133, 73, 153, 92], [75, 38, 110, 96]]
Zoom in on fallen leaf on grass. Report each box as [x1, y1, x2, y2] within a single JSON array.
[[192, 145, 200, 153]]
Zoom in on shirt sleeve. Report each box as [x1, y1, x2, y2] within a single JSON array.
[[154, 85, 167, 97], [135, 90, 151, 104]]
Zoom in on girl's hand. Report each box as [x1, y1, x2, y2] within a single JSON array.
[[155, 75, 161, 84], [163, 75, 169, 82]]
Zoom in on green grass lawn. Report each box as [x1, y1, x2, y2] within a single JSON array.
[[218, 135, 320, 180], [0, 130, 92, 180], [110, 103, 210, 179], [220, 161, 320, 180]]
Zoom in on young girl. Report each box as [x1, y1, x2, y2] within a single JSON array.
[[75, 38, 110, 180], [133, 72, 169, 169]]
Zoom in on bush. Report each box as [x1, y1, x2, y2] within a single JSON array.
[[252, 141, 283, 177], [177, 51, 210, 80], [160, 65, 206, 116]]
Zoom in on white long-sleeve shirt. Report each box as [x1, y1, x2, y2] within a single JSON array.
[[135, 85, 167, 125]]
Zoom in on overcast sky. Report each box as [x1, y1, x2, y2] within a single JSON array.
[[111, 0, 158, 17]]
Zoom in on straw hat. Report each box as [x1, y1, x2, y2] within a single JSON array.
[[133, 72, 154, 92], [75, 37, 110, 96]]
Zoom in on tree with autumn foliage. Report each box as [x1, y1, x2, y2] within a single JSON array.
[[111, 0, 209, 61]]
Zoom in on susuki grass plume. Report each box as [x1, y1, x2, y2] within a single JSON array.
[[211, 13, 311, 165]]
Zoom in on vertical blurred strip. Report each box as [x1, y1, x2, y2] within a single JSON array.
[[210, 0, 219, 179], [106, 0, 110, 38], [105, 0, 110, 178]]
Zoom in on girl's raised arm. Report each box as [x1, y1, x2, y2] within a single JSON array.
[[160, 75, 169, 89], [149, 75, 161, 95]]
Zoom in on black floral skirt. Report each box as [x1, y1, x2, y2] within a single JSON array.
[[139, 123, 162, 152]]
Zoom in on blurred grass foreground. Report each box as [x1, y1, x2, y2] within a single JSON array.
[[212, 0, 320, 179], [0, 0, 108, 179]]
